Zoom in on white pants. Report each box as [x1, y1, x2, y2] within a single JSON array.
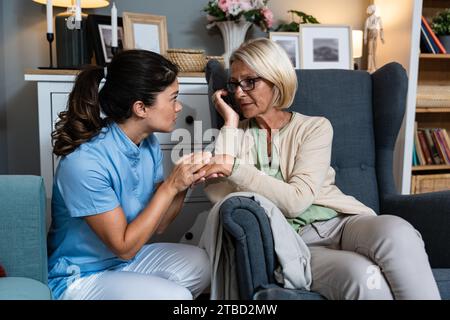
[[60, 243, 211, 300]]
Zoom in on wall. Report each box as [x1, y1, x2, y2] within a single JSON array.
[[0, 2, 7, 173], [2, 0, 371, 175]]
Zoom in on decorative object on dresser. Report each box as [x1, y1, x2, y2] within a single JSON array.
[[274, 10, 319, 32], [122, 12, 168, 55], [364, 4, 385, 73], [87, 14, 124, 66], [299, 24, 353, 70], [203, 0, 274, 67], [269, 32, 300, 69], [33, 0, 110, 69], [165, 49, 206, 73]]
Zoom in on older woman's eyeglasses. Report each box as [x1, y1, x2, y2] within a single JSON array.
[[226, 77, 262, 93]]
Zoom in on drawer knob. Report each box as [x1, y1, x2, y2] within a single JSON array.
[[185, 115, 194, 125], [184, 232, 194, 240]]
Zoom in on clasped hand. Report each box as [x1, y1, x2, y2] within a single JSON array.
[[166, 152, 235, 193]]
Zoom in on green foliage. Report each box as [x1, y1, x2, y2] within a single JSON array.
[[275, 10, 320, 32], [431, 9, 450, 36]]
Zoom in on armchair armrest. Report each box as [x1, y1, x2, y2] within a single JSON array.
[[219, 196, 277, 299], [381, 191, 450, 268], [0, 176, 48, 284]]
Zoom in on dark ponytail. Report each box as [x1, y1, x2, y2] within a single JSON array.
[[52, 50, 178, 156]]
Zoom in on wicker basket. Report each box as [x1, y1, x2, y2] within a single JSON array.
[[166, 49, 206, 72], [411, 173, 450, 194], [416, 85, 450, 108]]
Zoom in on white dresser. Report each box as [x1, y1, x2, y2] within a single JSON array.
[[25, 70, 213, 244]]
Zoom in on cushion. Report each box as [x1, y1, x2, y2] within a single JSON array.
[[0, 277, 52, 300]]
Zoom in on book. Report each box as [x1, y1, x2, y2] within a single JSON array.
[[414, 122, 426, 165], [421, 16, 447, 54], [420, 23, 435, 53], [418, 129, 433, 165], [413, 143, 419, 166], [432, 129, 449, 164], [424, 128, 443, 164], [442, 129, 450, 162], [437, 129, 450, 163]]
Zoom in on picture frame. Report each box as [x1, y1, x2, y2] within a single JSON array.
[[123, 12, 168, 55], [87, 14, 125, 66], [299, 24, 353, 70], [269, 32, 301, 69]]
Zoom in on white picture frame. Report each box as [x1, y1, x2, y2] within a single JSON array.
[[299, 24, 353, 70], [123, 12, 168, 55], [269, 32, 301, 69]]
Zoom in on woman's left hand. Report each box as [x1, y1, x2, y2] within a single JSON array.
[[203, 154, 235, 179]]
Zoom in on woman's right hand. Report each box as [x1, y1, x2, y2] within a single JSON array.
[[164, 151, 212, 194], [212, 89, 239, 128]]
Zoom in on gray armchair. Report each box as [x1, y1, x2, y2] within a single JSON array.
[[205, 60, 450, 300]]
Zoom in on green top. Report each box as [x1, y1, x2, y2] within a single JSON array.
[[233, 115, 338, 232]]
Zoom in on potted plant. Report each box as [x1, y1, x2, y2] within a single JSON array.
[[275, 10, 320, 32], [431, 8, 450, 52]]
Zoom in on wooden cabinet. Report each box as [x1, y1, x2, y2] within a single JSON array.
[[412, 0, 450, 193], [25, 70, 212, 243]]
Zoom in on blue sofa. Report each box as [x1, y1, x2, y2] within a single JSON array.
[[205, 60, 450, 300], [0, 175, 52, 300]]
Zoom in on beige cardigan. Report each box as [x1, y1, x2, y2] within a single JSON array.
[[204, 112, 376, 218]]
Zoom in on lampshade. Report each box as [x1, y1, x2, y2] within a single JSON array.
[[352, 30, 363, 59], [33, 0, 109, 8]]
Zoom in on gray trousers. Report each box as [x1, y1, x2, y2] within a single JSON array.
[[299, 214, 441, 300]]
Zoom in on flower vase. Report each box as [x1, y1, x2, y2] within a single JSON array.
[[216, 20, 252, 68]]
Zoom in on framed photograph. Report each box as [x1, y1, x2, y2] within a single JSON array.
[[123, 12, 168, 55], [87, 14, 125, 66], [269, 32, 300, 69], [299, 24, 353, 70]]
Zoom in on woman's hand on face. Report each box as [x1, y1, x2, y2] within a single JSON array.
[[166, 151, 212, 193], [203, 154, 235, 180], [212, 89, 239, 128]]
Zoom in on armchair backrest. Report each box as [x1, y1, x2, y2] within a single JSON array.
[[206, 61, 408, 213], [0, 176, 48, 284]]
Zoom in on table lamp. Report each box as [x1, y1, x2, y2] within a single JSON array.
[[352, 30, 364, 70], [33, 0, 109, 69]]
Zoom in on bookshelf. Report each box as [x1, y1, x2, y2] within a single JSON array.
[[412, 0, 450, 193]]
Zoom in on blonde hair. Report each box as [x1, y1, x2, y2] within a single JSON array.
[[230, 38, 298, 110]]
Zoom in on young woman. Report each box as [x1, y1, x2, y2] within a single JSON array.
[[47, 50, 211, 300], [203, 38, 441, 300]]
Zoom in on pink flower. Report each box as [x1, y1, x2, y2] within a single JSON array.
[[218, 0, 230, 13], [262, 7, 274, 28]]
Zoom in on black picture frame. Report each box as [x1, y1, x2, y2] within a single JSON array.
[[87, 14, 124, 66]]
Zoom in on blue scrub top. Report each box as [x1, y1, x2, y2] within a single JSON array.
[[47, 122, 164, 299]]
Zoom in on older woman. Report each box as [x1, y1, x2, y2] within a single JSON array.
[[203, 38, 440, 300]]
